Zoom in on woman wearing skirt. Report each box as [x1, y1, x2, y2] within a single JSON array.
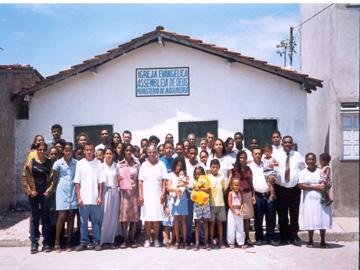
[[100, 147, 120, 248], [298, 153, 332, 248], [118, 144, 140, 248]]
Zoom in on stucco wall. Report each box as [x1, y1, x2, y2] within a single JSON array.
[[301, 4, 359, 216], [28, 42, 308, 154]]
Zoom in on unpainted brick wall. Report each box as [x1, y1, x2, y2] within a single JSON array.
[[0, 67, 42, 212]]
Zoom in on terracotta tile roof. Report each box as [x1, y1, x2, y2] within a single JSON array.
[[14, 26, 322, 98]]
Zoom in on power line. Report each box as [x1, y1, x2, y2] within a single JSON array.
[[277, 4, 334, 67], [276, 4, 335, 67], [293, 4, 334, 41], [294, 3, 334, 29]]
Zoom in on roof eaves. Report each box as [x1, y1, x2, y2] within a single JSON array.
[[16, 31, 160, 98], [159, 31, 322, 90], [15, 26, 322, 98]]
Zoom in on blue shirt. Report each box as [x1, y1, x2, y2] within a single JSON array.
[[52, 157, 78, 210], [160, 156, 174, 173]]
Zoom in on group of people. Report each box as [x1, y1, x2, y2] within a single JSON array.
[[22, 124, 333, 254]]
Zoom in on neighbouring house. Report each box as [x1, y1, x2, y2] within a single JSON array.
[[301, 3, 359, 216], [0, 65, 43, 211]]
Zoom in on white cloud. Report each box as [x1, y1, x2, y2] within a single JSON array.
[[200, 15, 299, 67], [17, 4, 57, 16]]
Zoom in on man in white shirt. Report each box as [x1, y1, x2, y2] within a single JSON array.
[[122, 130, 132, 144], [274, 135, 305, 246], [271, 130, 284, 160], [74, 143, 104, 251], [95, 129, 110, 151], [47, 124, 63, 149], [187, 133, 196, 147], [249, 147, 278, 246], [186, 146, 206, 185], [206, 131, 215, 154], [198, 137, 208, 155], [233, 132, 252, 160]]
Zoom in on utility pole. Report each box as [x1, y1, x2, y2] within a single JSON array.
[[289, 26, 295, 66]]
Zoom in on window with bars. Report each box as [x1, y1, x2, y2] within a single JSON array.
[[341, 102, 359, 160]]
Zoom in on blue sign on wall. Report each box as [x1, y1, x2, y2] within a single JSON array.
[[136, 67, 190, 97]]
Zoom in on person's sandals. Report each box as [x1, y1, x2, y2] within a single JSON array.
[[306, 241, 313, 248], [193, 243, 199, 251], [54, 244, 61, 253], [66, 243, 72, 252], [173, 242, 180, 250], [154, 240, 161, 248], [206, 244, 212, 251], [229, 244, 235, 249], [144, 240, 150, 248], [130, 241, 138, 248], [245, 240, 254, 247], [184, 243, 190, 250], [120, 242, 127, 249]]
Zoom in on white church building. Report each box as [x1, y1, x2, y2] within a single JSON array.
[[15, 26, 322, 153]]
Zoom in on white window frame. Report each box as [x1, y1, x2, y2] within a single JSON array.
[[341, 102, 359, 161]]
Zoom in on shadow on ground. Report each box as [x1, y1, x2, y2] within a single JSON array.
[[304, 242, 345, 249], [0, 211, 30, 230]]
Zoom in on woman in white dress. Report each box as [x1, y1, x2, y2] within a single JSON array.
[[138, 145, 168, 248], [100, 147, 120, 248], [298, 153, 332, 248]]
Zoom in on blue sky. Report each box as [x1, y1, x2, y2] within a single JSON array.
[[0, 4, 300, 77]]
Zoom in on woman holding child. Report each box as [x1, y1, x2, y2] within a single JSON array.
[[298, 153, 332, 248]]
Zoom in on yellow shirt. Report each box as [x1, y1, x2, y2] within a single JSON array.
[[26, 150, 38, 163], [208, 173, 225, 207]]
